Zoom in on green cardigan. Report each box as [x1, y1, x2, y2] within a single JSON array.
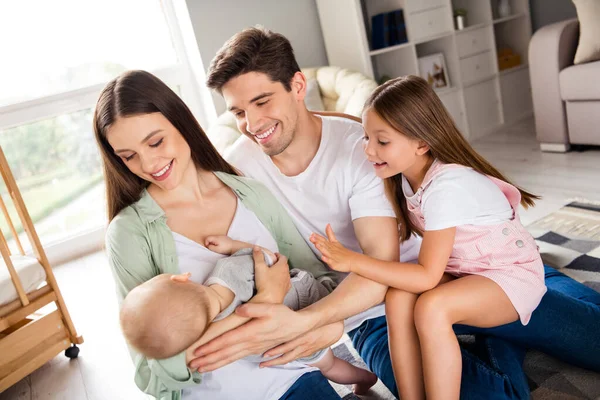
[[105, 172, 341, 399]]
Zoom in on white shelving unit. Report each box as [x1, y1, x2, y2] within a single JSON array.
[[315, 0, 534, 141]]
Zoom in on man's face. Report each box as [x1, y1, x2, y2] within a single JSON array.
[[222, 71, 304, 157]]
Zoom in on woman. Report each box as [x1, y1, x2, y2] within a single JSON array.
[[94, 69, 343, 400]]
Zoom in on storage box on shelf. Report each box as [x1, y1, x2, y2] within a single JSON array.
[[315, 0, 532, 141]]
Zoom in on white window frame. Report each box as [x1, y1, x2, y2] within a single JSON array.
[[0, 0, 215, 266]]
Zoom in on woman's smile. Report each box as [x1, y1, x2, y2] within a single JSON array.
[[150, 159, 174, 181]]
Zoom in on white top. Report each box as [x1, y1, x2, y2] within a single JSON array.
[[174, 199, 315, 400], [402, 165, 514, 231], [225, 116, 419, 330]]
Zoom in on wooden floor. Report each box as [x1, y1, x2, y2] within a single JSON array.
[[1, 117, 599, 400]]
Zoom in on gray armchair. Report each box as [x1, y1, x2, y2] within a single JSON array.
[[529, 18, 600, 152]]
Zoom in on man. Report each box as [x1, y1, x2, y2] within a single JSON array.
[[190, 27, 600, 400]]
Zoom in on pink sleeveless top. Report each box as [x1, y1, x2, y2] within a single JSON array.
[[406, 161, 546, 325]]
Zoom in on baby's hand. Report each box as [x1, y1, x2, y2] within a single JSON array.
[[205, 235, 235, 255]]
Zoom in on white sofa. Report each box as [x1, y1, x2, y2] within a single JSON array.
[[206, 66, 378, 154]]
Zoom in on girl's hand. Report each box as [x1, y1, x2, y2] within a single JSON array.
[[310, 224, 357, 273], [205, 235, 235, 255], [253, 247, 291, 304]]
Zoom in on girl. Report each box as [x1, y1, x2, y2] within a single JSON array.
[[310, 75, 546, 400]]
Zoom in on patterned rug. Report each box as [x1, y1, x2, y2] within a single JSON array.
[[330, 200, 600, 400]]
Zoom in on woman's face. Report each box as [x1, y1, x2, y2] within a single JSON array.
[[106, 112, 192, 191]]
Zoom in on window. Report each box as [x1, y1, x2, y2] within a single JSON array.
[[0, 109, 104, 253], [0, 0, 178, 106], [0, 0, 210, 262]]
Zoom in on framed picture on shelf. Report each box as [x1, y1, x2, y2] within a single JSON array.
[[418, 53, 450, 90]]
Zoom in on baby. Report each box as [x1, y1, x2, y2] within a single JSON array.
[[120, 236, 377, 394]]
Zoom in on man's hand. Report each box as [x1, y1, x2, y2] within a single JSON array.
[[259, 320, 344, 368], [310, 224, 361, 272], [188, 303, 314, 372]]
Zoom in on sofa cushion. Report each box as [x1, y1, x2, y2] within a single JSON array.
[[559, 60, 600, 100], [572, 0, 600, 64], [206, 112, 241, 154]]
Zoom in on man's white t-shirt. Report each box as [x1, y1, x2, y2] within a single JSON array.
[[402, 164, 514, 230], [225, 116, 421, 330]]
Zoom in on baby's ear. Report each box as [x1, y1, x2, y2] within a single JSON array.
[[171, 272, 192, 282]]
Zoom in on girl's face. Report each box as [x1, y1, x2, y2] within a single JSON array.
[[362, 108, 423, 179], [106, 112, 193, 191]]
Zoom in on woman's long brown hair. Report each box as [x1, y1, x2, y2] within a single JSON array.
[[93, 70, 238, 221], [364, 75, 539, 242]]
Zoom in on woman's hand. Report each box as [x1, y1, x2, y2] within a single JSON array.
[[253, 247, 291, 304], [188, 303, 314, 372], [310, 224, 359, 273]]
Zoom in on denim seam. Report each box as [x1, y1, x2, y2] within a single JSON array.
[[462, 348, 505, 380], [485, 338, 502, 372]]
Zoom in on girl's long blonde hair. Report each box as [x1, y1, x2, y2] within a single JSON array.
[[364, 75, 539, 242]]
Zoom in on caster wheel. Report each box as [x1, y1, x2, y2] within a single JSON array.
[[65, 345, 80, 359]]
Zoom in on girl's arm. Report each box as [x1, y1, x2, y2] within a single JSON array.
[[311, 224, 456, 294]]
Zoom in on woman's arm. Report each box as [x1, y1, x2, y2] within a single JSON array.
[[106, 214, 201, 397], [312, 225, 456, 294]]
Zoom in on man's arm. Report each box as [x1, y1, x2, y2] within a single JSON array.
[[188, 216, 399, 371], [296, 216, 398, 325], [185, 290, 276, 364]]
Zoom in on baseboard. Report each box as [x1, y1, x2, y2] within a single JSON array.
[[540, 143, 570, 153], [44, 227, 105, 267]]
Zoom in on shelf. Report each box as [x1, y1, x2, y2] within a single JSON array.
[[499, 63, 528, 76], [370, 42, 413, 57], [314, 0, 533, 143], [455, 22, 492, 34], [407, 4, 447, 14], [413, 30, 454, 45], [462, 74, 498, 89], [459, 49, 492, 61], [434, 86, 459, 95], [493, 13, 528, 24], [368, 29, 456, 56]]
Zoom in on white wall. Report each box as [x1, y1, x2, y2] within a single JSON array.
[[185, 0, 329, 115]]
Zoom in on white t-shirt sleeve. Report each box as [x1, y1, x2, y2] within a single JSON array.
[[345, 130, 396, 221], [421, 169, 512, 231]]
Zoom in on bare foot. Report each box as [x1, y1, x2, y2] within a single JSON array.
[[353, 371, 378, 395]]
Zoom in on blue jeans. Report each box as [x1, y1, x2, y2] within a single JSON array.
[[279, 371, 341, 400], [349, 266, 600, 399]]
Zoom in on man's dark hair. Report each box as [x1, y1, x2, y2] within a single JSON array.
[[206, 26, 301, 93]]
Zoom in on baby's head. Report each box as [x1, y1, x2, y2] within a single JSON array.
[[120, 274, 211, 359]]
